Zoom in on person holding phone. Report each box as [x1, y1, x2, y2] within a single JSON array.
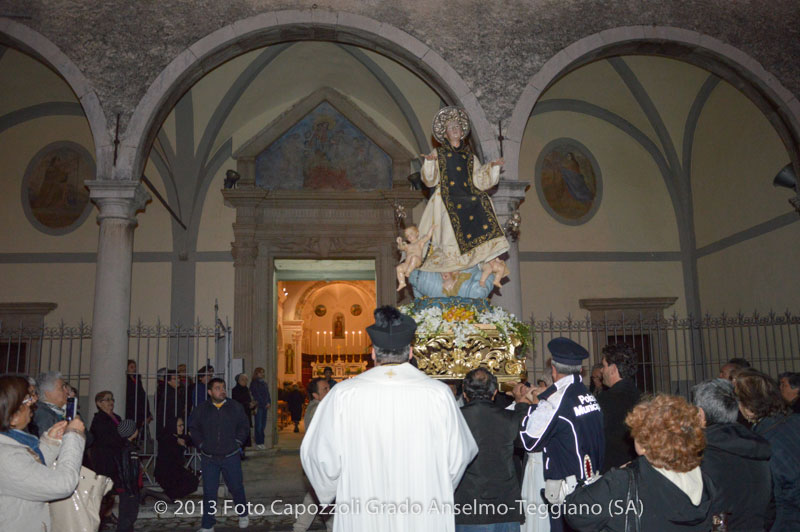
[[0, 375, 86, 532], [33, 371, 70, 435]]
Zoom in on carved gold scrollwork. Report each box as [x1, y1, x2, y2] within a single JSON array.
[[413, 326, 525, 382]]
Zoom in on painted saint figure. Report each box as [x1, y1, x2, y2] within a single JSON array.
[[418, 107, 510, 278]]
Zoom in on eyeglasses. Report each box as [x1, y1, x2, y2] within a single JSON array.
[[100, 397, 115, 402]]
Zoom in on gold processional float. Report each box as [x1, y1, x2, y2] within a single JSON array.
[[402, 299, 530, 383], [393, 105, 529, 383]]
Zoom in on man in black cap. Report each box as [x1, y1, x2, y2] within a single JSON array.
[[300, 305, 478, 532], [517, 337, 605, 532]]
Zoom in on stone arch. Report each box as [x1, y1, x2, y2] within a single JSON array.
[[293, 281, 376, 321], [121, 10, 495, 182], [505, 26, 800, 181], [0, 18, 113, 178]]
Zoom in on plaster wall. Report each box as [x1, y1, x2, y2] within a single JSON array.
[[194, 261, 235, 326], [0, 263, 96, 324], [691, 82, 791, 247], [698, 224, 800, 315], [520, 261, 686, 321]]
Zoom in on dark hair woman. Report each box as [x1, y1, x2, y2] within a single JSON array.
[[154, 417, 199, 501], [0, 375, 86, 531], [735, 369, 800, 530]]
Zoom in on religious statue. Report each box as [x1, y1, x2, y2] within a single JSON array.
[[396, 224, 434, 291], [417, 106, 509, 278], [285, 344, 295, 374]]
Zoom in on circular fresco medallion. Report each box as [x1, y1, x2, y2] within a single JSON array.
[[535, 138, 602, 225], [350, 304, 362, 316], [21, 142, 94, 234], [314, 304, 327, 317]]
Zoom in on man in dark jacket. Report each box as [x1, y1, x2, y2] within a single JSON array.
[[455, 368, 527, 530], [597, 343, 641, 472], [126, 360, 152, 429], [189, 377, 250, 532], [155, 370, 185, 440], [692, 378, 773, 531]]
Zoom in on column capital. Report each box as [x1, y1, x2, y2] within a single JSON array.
[[231, 241, 258, 267], [492, 179, 530, 217], [86, 180, 151, 223]]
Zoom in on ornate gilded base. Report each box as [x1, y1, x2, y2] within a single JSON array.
[[413, 325, 526, 382]]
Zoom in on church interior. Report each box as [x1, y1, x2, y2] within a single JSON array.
[[1, 1, 799, 428]]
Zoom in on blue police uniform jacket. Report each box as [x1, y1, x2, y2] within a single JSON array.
[[520, 373, 605, 481]]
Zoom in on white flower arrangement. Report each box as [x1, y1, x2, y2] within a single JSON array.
[[399, 302, 530, 352]]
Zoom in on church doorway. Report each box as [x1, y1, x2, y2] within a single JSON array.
[[274, 259, 376, 447]]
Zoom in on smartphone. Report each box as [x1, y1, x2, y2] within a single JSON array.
[[65, 397, 76, 421]]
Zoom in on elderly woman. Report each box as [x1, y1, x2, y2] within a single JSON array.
[[0, 375, 86, 532], [735, 369, 800, 530], [89, 390, 126, 525], [565, 395, 715, 531]]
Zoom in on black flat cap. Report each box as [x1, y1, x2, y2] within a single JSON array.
[[547, 337, 590, 365], [366, 306, 417, 350]]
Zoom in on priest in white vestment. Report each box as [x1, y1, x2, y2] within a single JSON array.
[[300, 306, 478, 532]]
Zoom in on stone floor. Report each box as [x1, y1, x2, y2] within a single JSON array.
[[131, 423, 331, 531]]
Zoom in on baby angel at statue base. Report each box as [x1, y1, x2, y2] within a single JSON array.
[[396, 224, 435, 291], [479, 257, 509, 288]]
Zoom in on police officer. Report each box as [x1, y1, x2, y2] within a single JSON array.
[[519, 337, 605, 532]]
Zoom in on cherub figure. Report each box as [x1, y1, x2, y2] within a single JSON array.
[[479, 257, 508, 288], [396, 224, 434, 291]]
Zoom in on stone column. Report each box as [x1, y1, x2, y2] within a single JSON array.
[[490, 179, 530, 318], [86, 180, 150, 419], [232, 240, 258, 370]]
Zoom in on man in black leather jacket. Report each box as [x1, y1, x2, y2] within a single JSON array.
[[454, 367, 528, 530]]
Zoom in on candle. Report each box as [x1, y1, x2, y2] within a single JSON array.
[[345, 331, 348, 348]]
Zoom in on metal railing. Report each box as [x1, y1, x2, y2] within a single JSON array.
[[527, 311, 800, 397], [1, 315, 233, 482]]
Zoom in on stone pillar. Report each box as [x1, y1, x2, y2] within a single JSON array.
[[490, 179, 530, 318], [86, 180, 150, 419], [232, 240, 258, 370]]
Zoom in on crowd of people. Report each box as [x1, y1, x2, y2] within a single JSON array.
[[1, 305, 799, 532], [0, 362, 275, 531]]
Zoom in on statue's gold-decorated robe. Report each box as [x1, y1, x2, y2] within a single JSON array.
[[419, 142, 509, 272]]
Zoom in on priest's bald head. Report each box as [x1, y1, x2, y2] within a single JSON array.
[[367, 306, 417, 365]]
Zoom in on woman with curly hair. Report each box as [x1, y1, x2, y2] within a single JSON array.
[[735, 369, 800, 530], [565, 395, 715, 531]]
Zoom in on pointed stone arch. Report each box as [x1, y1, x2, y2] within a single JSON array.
[[506, 26, 800, 182], [0, 18, 112, 177], [120, 10, 495, 182]]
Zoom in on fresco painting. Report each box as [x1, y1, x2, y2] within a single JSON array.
[[256, 101, 392, 190], [538, 141, 600, 223], [25, 146, 92, 230]]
